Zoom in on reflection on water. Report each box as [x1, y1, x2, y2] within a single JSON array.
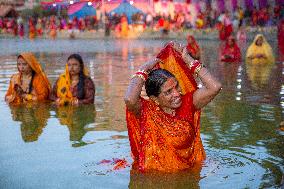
[[9, 103, 50, 142], [0, 39, 283, 189], [129, 165, 202, 189], [55, 105, 96, 147]]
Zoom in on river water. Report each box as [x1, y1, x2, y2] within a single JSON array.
[[0, 37, 283, 189]]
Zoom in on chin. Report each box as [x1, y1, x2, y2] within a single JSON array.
[[172, 101, 182, 109]]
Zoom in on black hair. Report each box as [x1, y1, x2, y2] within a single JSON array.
[[67, 54, 85, 99], [145, 69, 175, 97]]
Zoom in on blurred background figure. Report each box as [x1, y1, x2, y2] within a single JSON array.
[[246, 34, 275, 64]]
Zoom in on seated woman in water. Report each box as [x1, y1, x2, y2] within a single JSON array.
[[186, 35, 201, 60], [220, 35, 241, 63], [50, 54, 95, 105], [124, 42, 222, 172], [246, 34, 275, 64], [5, 52, 51, 104]]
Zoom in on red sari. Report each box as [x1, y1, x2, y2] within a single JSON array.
[[221, 37, 241, 63], [186, 35, 200, 60], [278, 20, 284, 60], [126, 44, 205, 173]]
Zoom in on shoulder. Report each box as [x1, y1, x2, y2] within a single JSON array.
[[9, 73, 20, 83], [10, 73, 20, 80], [84, 77, 95, 87], [84, 77, 94, 84]]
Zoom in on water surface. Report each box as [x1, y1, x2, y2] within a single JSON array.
[[0, 38, 283, 189]]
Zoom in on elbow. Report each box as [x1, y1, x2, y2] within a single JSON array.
[[124, 96, 133, 107]]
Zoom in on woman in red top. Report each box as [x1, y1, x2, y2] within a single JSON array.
[[220, 35, 241, 63]]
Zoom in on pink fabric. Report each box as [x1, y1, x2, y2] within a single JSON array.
[[68, 2, 86, 15]]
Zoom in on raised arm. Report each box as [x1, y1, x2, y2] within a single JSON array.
[[175, 43, 222, 110], [124, 58, 161, 116]]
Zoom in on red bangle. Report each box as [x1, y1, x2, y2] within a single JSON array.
[[136, 71, 148, 80], [189, 60, 202, 74], [131, 70, 148, 81]]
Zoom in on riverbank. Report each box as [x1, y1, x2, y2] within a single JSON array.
[[0, 26, 278, 41]]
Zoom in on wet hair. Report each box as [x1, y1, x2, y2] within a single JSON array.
[[67, 54, 85, 99], [145, 69, 175, 97]]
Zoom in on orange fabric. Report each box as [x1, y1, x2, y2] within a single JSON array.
[[5, 52, 50, 104], [126, 44, 205, 172]]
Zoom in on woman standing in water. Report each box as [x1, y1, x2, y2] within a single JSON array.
[[246, 34, 275, 64], [50, 54, 95, 106], [124, 42, 222, 172], [5, 52, 50, 104]]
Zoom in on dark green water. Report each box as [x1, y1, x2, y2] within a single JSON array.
[[0, 38, 283, 189]]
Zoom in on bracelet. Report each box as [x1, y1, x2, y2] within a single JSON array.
[[189, 60, 203, 74], [131, 70, 148, 81]]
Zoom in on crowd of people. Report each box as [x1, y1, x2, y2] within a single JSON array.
[[5, 20, 281, 171], [0, 3, 283, 39]]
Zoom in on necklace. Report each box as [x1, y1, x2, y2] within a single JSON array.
[[20, 74, 32, 93]]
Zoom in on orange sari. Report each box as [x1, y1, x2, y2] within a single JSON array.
[[126, 44, 205, 172], [5, 52, 51, 104]]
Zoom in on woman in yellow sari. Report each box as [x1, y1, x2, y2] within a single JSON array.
[[5, 52, 51, 104], [245, 34, 275, 64], [124, 42, 222, 172], [50, 54, 95, 106]]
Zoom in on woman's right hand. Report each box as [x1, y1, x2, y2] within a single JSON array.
[[139, 58, 163, 72]]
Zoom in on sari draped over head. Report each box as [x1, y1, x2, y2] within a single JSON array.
[[126, 43, 205, 173], [246, 34, 275, 64], [5, 52, 51, 104], [56, 63, 89, 105], [221, 37, 241, 63], [186, 35, 200, 60]]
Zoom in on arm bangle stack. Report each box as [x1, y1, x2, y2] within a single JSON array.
[[189, 60, 203, 75], [131, 70, 148, 81]]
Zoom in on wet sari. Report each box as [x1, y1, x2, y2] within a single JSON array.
[[221, 37, 241, 63], [246, 34, 275, 64], [5, 52, 51, 104], [50, 64, 95, 105], [126, 44, 205, 173]]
